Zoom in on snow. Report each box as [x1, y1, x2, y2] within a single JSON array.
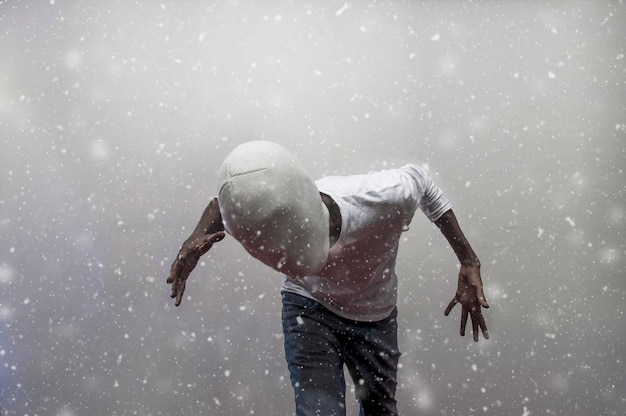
[[0, 1, 624, 415]]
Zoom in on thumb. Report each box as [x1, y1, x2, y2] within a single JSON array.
[[444, 298, 457, 316], [476, 287, 489, 308]]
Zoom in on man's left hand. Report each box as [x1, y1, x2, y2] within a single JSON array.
[[445, 264, 490, 342]]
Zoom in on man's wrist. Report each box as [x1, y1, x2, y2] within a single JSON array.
[[460, 257, 481, 267]]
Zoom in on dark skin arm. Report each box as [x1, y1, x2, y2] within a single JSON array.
[[435, 209, 490, 342], [167, 193, 338, 306], [166, 197, 225, 306]]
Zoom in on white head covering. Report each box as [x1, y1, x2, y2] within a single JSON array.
[[216, 141, 330, 277]]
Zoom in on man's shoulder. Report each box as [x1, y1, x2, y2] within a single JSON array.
[[317, 166, 415, 187], [318, 168, 416, 207]]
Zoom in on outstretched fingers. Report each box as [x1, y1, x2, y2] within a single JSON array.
[[445, 297, 490, 342]]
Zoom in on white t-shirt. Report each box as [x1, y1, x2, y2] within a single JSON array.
[[281, 164, 453, 322]]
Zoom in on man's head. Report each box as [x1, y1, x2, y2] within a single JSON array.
[[216, 141, 330, 278]]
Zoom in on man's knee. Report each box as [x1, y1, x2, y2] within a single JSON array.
[[293, 388, 347, 416]]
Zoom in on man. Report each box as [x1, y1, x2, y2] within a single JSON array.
[[167, 141, 489, 416]]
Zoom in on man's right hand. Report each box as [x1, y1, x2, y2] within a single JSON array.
[[166, 231, 226, 306]]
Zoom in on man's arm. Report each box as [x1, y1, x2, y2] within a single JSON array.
[[166, 197, 226, 306], [184, 197, 225, 241], [435, 209, 490, 341]]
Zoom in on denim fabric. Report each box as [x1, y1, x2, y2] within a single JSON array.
[[282, 292, 400, 416]]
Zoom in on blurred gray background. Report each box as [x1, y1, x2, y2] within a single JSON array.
[[1, 1, 624, 415]]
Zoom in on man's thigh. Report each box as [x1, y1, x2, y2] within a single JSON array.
[[282, 292, 347, 416], [344, 308, 401, 416]]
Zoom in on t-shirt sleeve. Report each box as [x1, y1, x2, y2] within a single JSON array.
[[399, 164, 453, 222]]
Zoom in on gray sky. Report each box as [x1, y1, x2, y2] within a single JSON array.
[[1, 1, 625, 415]]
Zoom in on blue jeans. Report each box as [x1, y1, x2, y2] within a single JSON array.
[[282, 292, 400, 416]]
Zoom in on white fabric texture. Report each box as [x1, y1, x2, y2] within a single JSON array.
[[217, 141, 330, 278], [281, 164, 453, 322]]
